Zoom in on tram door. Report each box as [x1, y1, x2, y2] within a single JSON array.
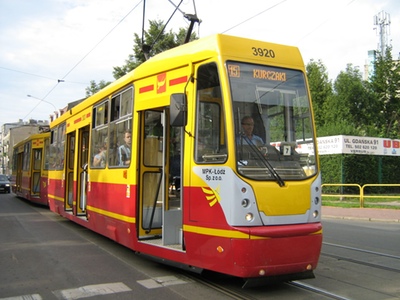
[[138, 109, 183, 245], [76, 126, 90, 215], [31, 148, 42, 195], [65, 132, 75, 211], [64, 126, 89, 216], [15, 151, 23, 193]]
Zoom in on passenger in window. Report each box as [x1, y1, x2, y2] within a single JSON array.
[[238, 116, 264, 146], [93, 138, 107, 167], [118, 130, 131, 165]]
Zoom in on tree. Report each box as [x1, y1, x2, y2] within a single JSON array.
[[369, 46, 400, 138], [113, 20, 197, 79], [85, 80, 112, 97], [306, 59, 333, 132], [87, 20, 197, 95], [322, 64, 379, 136]]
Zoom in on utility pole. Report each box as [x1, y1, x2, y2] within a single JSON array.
[[374, 11, 391, 57]]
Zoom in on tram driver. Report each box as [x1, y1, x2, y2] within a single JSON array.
[[238, 116, 264, 146]]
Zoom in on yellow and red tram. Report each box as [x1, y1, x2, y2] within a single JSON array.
[[44, 34, 322, 284], [12, 131, 50, 206]]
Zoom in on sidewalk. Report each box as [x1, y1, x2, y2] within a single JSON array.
[[322, 206, 400, 223]]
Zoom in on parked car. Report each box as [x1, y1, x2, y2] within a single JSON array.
[[0, 174, 11, 193]]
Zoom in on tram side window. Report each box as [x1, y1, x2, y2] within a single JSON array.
[[22, 143, 31, 170], [33, 149, 42, 170], [43, 138, 50, 170], [108, 88, 133, 167], [91, 101, 109, 168], [195, 63, 227, 163], [50, 123, 66, 170]]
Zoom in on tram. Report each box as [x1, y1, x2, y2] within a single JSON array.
[[47, 34, 322, 285], [12, 131, 50, 206]]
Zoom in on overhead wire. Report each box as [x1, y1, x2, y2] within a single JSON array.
[[295, 0, 358, 43], [24, 0, 143, 120], [141, 0, 185, 59], [0, 66, 56, 81], [60, 0, 143, 81], [24, 0, 287, 120], [221, 0, 287, 34], [0, 66, 86, 85], [22, 83, 62, 120], [149, 0, 183, 50]]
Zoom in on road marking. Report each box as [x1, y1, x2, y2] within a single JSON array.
[[137, 275, 191, 289], [53, 282, 131, 299], [0, 294, 42, 300]]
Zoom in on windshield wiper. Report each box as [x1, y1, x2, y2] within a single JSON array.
[[238, 134, 285, 187]]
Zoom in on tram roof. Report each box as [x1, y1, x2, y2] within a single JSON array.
[[134, 33, 304, 77], [50, 34, 304, 128]]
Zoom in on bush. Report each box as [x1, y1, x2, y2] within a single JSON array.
[[320, 154, 400, 193]]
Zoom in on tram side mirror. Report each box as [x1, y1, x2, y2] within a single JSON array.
[[170, 93, 187, 127]]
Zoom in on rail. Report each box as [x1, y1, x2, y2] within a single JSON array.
[[322, 183, 400, 208]]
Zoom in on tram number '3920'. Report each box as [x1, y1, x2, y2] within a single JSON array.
[[252, 47, 275, 58]]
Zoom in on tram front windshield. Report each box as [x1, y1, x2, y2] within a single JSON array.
[[227, 61, 317, 181]]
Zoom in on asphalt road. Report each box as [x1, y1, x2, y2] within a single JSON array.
[[0, 194, 231, 300], [1, 193, 400, 300]]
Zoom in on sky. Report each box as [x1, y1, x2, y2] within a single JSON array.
[[1, 0, 399, 127]]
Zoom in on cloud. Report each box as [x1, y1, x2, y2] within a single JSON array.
[[0, 0, 399, 125]]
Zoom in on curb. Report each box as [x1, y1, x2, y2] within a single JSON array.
[[323, 215, 400, 223]]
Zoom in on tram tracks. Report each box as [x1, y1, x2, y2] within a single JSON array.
[[181, 271, 258, 300], [287, 281, 352, 300], [184, 270, 352, 299], [322, 242, 400, 273], [184, 241, 400, 299]]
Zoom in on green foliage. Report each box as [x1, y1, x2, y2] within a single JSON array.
[[306, 47, 400, 140], [369, 46, 400, 138], [342, 155, 378, 186], [316, 121, 359, 137], [306, 59, 332, 129], [85, 80, 112, 97], [112, 20, 197, 80], [320, 155, 342, 184], [87, 19, 197, 95], [321, 154, 400, 193]]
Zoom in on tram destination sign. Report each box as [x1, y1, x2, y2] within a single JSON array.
[[317, 135, 400, 156]]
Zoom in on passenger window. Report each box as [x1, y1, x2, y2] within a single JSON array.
[[108, 88, 134, 167], [49, 123, 66, 170], [91, 100, 109, 168], [195, 63, 227, 163]]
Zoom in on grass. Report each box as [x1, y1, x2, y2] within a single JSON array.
[[322, 196, 400, 209]]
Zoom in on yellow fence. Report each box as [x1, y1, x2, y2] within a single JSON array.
[[322, 183, 400, 208]]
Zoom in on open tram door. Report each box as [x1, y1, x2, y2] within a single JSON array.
[[76, 126, 90, 216], [65, 126, 90, 216], [138, 106, 183, 247], [65, 132, 75, 211]]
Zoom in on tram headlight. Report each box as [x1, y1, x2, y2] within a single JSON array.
[[245, 213, 254, 222], [313, 210, 319, 218], [314, 196, 319, 205], [241, 198, 250, 208]]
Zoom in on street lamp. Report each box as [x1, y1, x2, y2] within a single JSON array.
[[27, 94, 58, 112]]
